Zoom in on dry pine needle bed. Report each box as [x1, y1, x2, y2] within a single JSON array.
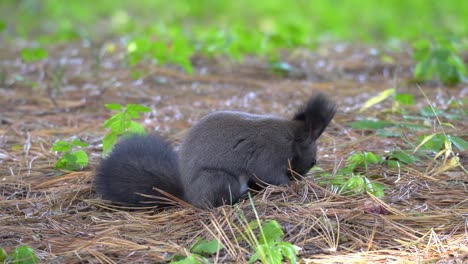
[[0, 44, 467, 263]]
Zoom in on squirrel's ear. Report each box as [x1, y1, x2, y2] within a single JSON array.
[[293, 93, 336, 140]]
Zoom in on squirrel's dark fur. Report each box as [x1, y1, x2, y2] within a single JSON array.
[[95, 93, 336, 208]]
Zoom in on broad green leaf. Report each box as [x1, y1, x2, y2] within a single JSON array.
[[397, 122, 429, 131], [191, 239, 224, 255], [368, 182, 385, 197], [73, 150, 89, 167], [259, 220, 283, 245], [359, 88, 395, 112], [389, 151, 418, 164], [105, 103, 123, 111], [414, 57, 433, 79], [376, 128, 401, 138], [21, 48, 49, 62], [102, 132, 118, 156], [248, 251, 259, 264], [414, 133, 437, 152], [349, 120, 394, 130], [52, 141, 71, 152], [364, 152, 384, 165], [413, 40, 430, 61], [71, 139, 89, 147], [0, 247, 8, 262], [0, 21, 6, 32], [170, 254, 205, 264], [265, 247, 283, 264], [394, 93, 415, 105], [278, 242, 299, 264], [450, 54, 467, 76], [102, 112, 125, 129], [126, 104, 151, 114], [127, 121, 146, 134], [344, 175, 366, 193], [11, 245, 39, 264], [447, 135, 467, 151]]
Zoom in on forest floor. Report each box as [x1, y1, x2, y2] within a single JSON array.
[[0, 41, 467, 263]]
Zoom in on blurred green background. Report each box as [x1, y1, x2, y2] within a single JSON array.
[[2, 0, 467, 76], [2, 0, 466, 43]]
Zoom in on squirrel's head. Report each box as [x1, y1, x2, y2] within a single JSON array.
[[290, 93, 336, 176]]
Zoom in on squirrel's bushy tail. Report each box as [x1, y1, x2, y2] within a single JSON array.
[[95, 134, 184, 206]]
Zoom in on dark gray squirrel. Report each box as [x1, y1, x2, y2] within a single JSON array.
[[95, 93, 336, 208]]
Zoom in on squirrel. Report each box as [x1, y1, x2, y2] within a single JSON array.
[[95, 93, 336, 208]]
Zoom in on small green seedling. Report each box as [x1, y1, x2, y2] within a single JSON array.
[[233, 195, 300, 264], [126, 32, 194, 74], [102, 103, 151, 156], [317, 151, 386, 197], [413, 38, 467, 86], [0, 245, 39, 264], [52, 139, 89, 171], [415, 133, 466, 165], [247, 220, 300, 264], [170, 238, 224, 264], [21, 47, 49, 62]]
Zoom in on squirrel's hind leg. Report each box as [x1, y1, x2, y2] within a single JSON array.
[[186, 169, 246, 209]]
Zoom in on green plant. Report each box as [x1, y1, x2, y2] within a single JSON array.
[[413, 38, 467, 85], [170, 238, 224, 264], [0, 245, 39, 264], [317, 151, 386, 197], [126, 29, 194, 74], [231, 195, 300, 264], [0, 247, 7, 262], [51, 139, 89, 171], [247, 219, 299, 264], [102, 103, 151, 156], [20, 47, 49, 62]]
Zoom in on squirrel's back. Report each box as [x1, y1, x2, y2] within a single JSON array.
[[95, 134, 184, 206]]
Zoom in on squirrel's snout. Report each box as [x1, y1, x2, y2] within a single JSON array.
[[310, 158, 317, 168]]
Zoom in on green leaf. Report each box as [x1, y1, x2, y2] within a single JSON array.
[[359, 88, 395, 112], [21, 48, 49, 62], [368, 182, 385, 197], [388, 151, 418, 164], [191, 239, 224, 255], [259, 220, 283, 245], [415, 134, 442, 152], [73, 150, 89, 167], [264, 246, 283, 264], [103, 113, 128, 133], [105, 103, 123, 111], [397, 122, 429, 131], [0, 247, 8, 262], [419, 106, 443, 117], [277, 242, 299, 264], [11, 245, 39, 264], [413, 40, 430, 61], [364, 152, 384, 165], [52, 141, 71, 152], [126, 104, 151, 114], [71, 139, 89, 147], [447, 135, 467, 151], [394, 93, 415, 105], [344, 175, 366, 194], [102, 132, 118, 156], [127, 121, 147, 134], [248, 251, 259, 264], [376, 128, 401, 138], [170, 254, 206, 264], [349, 120, 394, 130], [0, 21, 6, 33]]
